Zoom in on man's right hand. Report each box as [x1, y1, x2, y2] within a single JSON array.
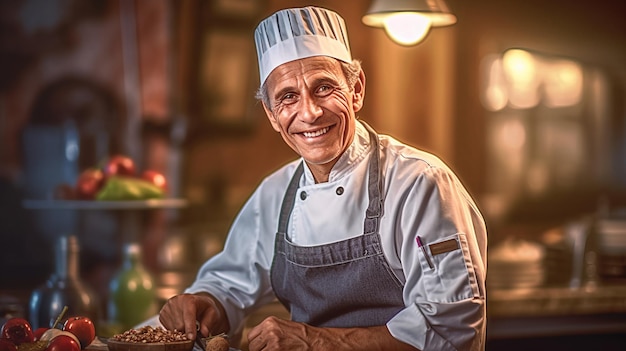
[[158, 292, 229, 341]]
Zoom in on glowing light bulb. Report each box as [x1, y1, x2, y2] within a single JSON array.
[[383, 13, 432, 46], [502, 49, 540, 109]]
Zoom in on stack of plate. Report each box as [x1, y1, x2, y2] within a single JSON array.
[[596, 219, 626, 255], [596, 218, 626, 281], [488, 238, 546, 290]]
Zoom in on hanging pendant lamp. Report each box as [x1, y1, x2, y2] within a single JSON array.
[[362, 0, 457, 46]]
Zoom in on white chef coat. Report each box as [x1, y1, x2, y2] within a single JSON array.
[[186, 120, 487, 351]]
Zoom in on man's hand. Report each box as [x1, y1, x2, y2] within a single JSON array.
[[246, 317, 418, 351], [158, 293, 229, 341], [247, 317, 313, 350]]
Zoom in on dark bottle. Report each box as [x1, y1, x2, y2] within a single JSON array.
[[29, 235, 101, 329]]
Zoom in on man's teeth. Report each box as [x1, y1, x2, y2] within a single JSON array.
[[303, 127, 329, 138]]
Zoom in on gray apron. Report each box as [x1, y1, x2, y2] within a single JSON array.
[[270, 124, 405, 327]]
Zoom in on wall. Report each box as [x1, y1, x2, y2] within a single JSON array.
[[452, 0, 626, 197]]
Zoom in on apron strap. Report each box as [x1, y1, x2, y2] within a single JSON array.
[[361, 122, 383, 234], [277, 162, 304, 235]]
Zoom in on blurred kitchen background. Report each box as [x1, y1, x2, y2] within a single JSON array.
[[1, 0, 625, 349]]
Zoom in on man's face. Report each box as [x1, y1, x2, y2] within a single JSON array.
[[262, 56, 365, 173]]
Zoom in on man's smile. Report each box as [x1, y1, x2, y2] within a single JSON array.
[[301, 126, 330, 138]]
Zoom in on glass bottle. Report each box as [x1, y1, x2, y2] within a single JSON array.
[[29, 235, 101, 329], [108, 243, 157, 331]]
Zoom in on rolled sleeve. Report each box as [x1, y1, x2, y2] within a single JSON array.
[[387, 298, 485, 351]]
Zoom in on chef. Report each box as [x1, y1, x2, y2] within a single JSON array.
[[159, 6, 487, 351]]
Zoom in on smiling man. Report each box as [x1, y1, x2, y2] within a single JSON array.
[[159, 6, 487, 351], [262, 56, 361, 182]]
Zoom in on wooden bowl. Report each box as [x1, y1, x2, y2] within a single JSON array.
[[107, 339, 194, 351]]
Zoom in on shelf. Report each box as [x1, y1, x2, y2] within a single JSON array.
[[22, 198, 188, 210]]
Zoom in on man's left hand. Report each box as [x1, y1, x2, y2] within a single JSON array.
[[247, 316, 314, 350], [246, 316, 418, 351]]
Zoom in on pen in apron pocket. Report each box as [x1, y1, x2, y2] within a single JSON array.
[[416, 236, 434, 269]]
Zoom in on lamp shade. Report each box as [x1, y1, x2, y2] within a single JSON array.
[[362, 0, 457, 45]]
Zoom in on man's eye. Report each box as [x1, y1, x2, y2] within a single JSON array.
[[280, 93, 298, 104], [316, 85, 334, 97]]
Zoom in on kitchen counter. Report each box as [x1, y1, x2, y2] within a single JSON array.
[[488, 283, 626, 317], [487, 284, 626, 340]]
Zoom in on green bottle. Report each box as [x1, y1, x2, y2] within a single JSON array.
[[108, 243, 157, 331]]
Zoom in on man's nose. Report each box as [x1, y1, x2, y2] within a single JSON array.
[[299, 94, 323, 122]]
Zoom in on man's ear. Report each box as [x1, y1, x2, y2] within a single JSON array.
[[262, 102, 281, 132], [352, 69, 366, 112]]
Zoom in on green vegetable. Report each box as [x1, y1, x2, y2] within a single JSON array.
[[96, 176, 164, 201]]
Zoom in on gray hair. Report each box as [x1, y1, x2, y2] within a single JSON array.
[[255, 59, 363, 110]]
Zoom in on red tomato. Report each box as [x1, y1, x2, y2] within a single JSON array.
[[0, 339, 17, 351], [0, 318, 33, 345], [103, 155, 136, 177], [141, 170, 168, 191], [45, 335, 80, 351], [75, 168, 105, 199], [63, 316, 95, 349], [32, 327, 49, 341]]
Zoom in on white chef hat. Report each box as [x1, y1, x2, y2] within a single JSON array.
[[254, 6, 352, 86]]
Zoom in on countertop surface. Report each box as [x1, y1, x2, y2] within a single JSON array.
[[487, 283, 626, 339], [488, 283, 626, 317]]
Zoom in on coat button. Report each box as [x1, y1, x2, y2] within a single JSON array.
[[300, 191, 307, 200], [336, 186, 344, 195]]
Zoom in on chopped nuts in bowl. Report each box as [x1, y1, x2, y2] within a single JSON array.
[[107, 326, 193, 351]]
